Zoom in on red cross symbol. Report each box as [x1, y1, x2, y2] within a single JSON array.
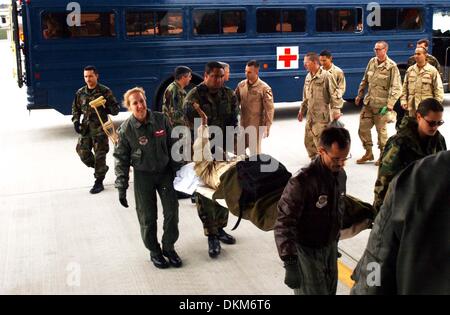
[[278, 48, 298, 67]]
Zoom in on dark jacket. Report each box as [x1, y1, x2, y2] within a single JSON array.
[[274, 157, 346, 259], [352, 151, 450, 295], [114, 110, 177, 190]]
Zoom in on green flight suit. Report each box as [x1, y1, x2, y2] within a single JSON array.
[[114, 110, 180, 254]]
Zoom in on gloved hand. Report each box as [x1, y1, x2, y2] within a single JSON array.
[[74, 121, 81, 134], [284, 259, 301, 289], [118, 189, 128, 208]]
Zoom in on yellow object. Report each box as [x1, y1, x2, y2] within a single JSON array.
[[89, 96, 119, 144], [338, 260, 355, 288]]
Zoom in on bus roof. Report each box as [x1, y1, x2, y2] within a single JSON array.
[[25, 0, 450, 6]]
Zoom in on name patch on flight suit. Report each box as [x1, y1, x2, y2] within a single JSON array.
[[138, 136, 148, 145], [316, 195, 328, 208], [154, 129, 166, 137]]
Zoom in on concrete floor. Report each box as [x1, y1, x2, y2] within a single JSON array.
[[0, 40, 448, 295]]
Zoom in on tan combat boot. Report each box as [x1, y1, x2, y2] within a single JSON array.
[[356, 149, 374, 164]]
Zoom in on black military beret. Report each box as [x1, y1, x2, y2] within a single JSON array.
[[174, 66, 192, 78]]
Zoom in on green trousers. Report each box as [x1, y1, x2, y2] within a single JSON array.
[[195, 193, 229, 236], [293, 242, 338, 295], [134, 170, 179, 255], [76, 133, 109, 179]]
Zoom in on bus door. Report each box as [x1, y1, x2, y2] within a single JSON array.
[[432, 7, 450, 91], [10, 0, 25, 88]]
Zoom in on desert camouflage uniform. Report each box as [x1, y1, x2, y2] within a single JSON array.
[[356, 57, 402, 152]]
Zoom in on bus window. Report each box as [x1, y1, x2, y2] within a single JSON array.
[[257, 9, 281, 33], [126, 11, 183, 37], [370, 8, 396, 31], [193, 10, 219, 35], [283, 10, 306, 33], [41, 13, 70, 39], [221, 10, 246, 34], [356, 8, 363, 32], [193, 9, 246, 35], [70, 13, 115, 37], [398, 8, 423, 30], [156, 11, 183, 35], [257, 9, 306, 34], [41, 12, 115, 39], [316, 8, 362, 33], [370, 8, 423, 31], [42, 13, 65, 39]]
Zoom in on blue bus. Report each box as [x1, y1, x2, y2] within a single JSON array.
[[10, 0, 450, 115]]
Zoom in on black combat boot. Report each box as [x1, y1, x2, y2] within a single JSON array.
[[208, 235, 221, 258], [150, 252, 169, 269], [90, 177, 104, 194], [162, 249, 183, 268], [218, 228, 236, 244]]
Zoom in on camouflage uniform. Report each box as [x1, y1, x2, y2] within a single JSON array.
[[401, 63, 444, 117], [71, 84, 120, 179], [162, 81, 188, 127], [114, 110, 180, 255], [184, 82, 239, 150], [183, 83, 238, 236], [373, 117, 446, 213], [300, 68, 342, 158], [407, 54, 442, 77], [323, 64, 346, 108], [357, 57, 402, 152]]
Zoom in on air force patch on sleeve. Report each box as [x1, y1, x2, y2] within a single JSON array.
[[316, 195, 328, 208]]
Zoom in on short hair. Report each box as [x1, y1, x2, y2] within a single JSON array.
[[246, 60, 260, 68], [205, 61, 224, 74], [416, 98, 444, 117], [305, 52, 320, 64], [219, 61, 230, 69], [174, 66, 192, 80], [319, 127, 351, 151], [415, 46, 428, 54], [122, 86, 146, 109], [319, 50, 332, 59], [84, 65, 98, 74], [376, 41, 389, 50], [417, 38, 430, 48]]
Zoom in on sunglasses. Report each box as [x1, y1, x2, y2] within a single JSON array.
[[423, 118, 444, 127]]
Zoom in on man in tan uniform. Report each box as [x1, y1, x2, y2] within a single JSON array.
[[236, 60, 274, 155], [355, 41, 402, 165], [319, 50, 346, 108], [220, 62, 230, 83], [298, 52, 342, 159], [401, 47, 444, 117], [407, 39, 441, 77]]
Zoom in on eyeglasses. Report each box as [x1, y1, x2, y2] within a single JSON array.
[[325, 151, 352, 163], [423, 118, 444, 127], [374, 48, 385, 51]]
